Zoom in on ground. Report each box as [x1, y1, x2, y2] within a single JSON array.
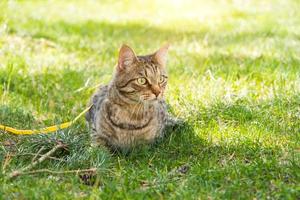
[[0, 0, 299, 199]]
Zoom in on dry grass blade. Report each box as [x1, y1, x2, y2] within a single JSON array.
[[7, 141, 67, 179], [2, 153, 13, 173], [31, 146, 45, 162], [10, 168, 97, 177]]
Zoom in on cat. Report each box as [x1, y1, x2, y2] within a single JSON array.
[[86, 44, 175, 150]]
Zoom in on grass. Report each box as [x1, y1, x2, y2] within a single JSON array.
[[0, 0, 299, 199]]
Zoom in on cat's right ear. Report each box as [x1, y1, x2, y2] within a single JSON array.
[[117, 44, 137, 71]]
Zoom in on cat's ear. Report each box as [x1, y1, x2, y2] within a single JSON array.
[[118, 44, 137, 71], [153, 44, 170, 68]]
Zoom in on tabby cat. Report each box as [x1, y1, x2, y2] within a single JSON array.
[[86, 44, 173, 150]]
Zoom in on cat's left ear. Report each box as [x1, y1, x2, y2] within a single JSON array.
[[153, 44, 170, 68]]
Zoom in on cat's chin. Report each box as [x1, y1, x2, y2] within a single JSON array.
[[139, 98, 160, 105]]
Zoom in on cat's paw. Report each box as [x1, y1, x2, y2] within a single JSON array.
[[166, 116, 185, 128]]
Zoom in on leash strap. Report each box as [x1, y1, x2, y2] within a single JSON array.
[[0, 105, 92, 135]]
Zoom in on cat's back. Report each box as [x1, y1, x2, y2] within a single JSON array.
[[86, 85, 109, 124]]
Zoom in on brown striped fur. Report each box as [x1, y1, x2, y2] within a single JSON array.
[[86, 44, 171, 150]]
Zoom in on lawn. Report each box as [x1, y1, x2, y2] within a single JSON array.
[[0, 0, 299, 199]]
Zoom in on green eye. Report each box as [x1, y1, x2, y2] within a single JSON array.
[[159, 76, 165, 83], [137, 77, 147, 85]]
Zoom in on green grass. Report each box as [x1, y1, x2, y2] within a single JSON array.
[[0, 0, 300, 199]]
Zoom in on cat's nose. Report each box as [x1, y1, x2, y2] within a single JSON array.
[[151, 85, 161, 97]]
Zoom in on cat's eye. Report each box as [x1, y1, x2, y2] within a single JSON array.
[[136, 77, 147, 85], [159, 76, 166, 83]]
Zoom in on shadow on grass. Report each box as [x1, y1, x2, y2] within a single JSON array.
[[101, 98, 297, 199], [8, 18, 295, 52], [116, 116, 283, 167]]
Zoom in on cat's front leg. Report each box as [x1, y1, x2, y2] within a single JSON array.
[[90, 124, 109, 147]]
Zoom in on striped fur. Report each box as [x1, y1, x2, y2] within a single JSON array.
[[86, 45, 170, 150]]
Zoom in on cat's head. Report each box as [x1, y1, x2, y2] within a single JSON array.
[[113, 44, 169, 104]]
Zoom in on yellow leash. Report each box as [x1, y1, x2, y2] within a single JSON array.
[[0, 105, 92, 135]]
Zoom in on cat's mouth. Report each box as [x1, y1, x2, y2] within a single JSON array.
[[139, 94, 162, 102]]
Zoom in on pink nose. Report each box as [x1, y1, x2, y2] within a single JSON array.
[[151, 85, 161, 97]]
